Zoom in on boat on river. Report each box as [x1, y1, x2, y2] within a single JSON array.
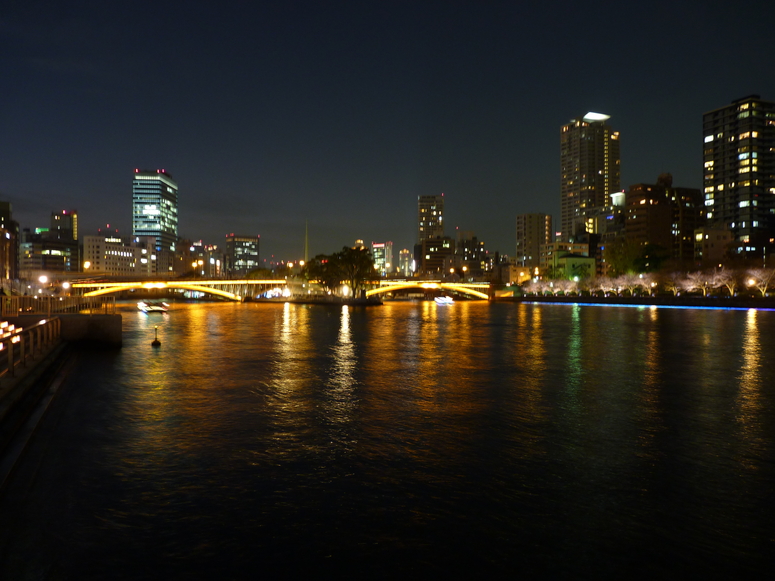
[[138, 301, 169, 313]]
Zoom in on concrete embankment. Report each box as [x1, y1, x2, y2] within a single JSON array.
[[5, 314, 123, 347], [0, 342, 71, 483], [0, 314, 122, 485]]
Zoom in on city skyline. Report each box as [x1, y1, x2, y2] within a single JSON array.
[[2, 2, 775, 259]]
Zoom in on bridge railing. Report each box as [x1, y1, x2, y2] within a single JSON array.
[[0, 317, 61, 385], [1, 296, 116, 317]]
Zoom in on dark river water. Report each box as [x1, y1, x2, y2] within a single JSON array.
[[1, 300, 774, 579]]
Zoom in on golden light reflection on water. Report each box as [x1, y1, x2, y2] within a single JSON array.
[[357, 302, 496, 469], [267, 302, 315, 413], [509, 304, 547, 455], [636, 306, 664, 453], [323, 306, 357, 425], [736, 309, 764, 466], [115, 301, 775, 479]]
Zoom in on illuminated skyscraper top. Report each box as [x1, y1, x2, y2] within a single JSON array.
[[560, 113, 620, 241], [132, 169, 178, 252]]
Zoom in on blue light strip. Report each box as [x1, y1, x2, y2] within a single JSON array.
[[522, 301, 775, 312]]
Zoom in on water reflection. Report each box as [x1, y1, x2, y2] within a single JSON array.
[[564, 304, 583, 398], [3, 301, 775, 579], [736, 309, 764, 468], [324, 306, 357, 425]]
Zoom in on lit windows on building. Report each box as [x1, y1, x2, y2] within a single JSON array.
[[132, 169, 178, 253], [702, 95, 775, 258]]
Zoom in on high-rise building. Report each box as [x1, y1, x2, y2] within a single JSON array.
[[625, 174, 703, 265], [418, 194, 445, 242], [702, 95, 775, 259], [398, 248, 412, 276], [132, 169, 178, 253], [224, 234, 260, 276], [371, 241, 393, 276], [455, 229, 488, 277], [516, 214, 552, 269], [50, 209, 78, 241], [560, 113, 620, 241]]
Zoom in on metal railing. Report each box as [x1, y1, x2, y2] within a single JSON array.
[[0, 317, 62, 384], [1, 296, 116, 317]]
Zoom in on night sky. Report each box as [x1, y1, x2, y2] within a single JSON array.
[[2, 1, 774, 262]]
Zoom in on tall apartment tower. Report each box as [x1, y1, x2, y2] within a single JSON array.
[[417, 194, 445, 241], [132, 169, 178, 252], [560, 113, 620, 241], [516, 213, 552, 268], [702, 95, 775, 258]]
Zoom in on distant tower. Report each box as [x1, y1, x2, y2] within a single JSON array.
[[703, 95, 775, 259], [560, 113, 620, 241], [418, 194, 445, 242], [132, 169, 178, 252]]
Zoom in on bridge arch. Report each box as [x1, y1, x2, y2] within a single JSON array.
[[73, 280, 288, 302], [366, 281, 489, 300]]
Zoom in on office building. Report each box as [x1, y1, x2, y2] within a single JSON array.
[[560, 113, 620, 241], [132, 169, 178, 253], [371, 241, 393, 276], [702, 95, 775, 259], [398, 248, 412, 276], [225, 234, 260, 276], [82, 235, 155, 276], [516, 214, 552, 269], [455, 229, 488, 278], [420, 237, 454, 274], [50, 209, 78, 241], [19, 228, 79, 276], [418, 194, 445, 242]]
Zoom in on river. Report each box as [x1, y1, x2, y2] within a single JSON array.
[[1, 300, 774, 578]]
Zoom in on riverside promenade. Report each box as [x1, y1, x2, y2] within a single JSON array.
[[511, 293, 775, 309], [0, 297, 122, 488]]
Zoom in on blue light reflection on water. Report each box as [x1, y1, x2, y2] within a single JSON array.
[[1, 300, 774, 578]]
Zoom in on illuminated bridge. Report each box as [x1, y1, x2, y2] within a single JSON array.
[[71, 279, 288, 301], [365, 280, 492, 300], [71, 279, 510, 302]]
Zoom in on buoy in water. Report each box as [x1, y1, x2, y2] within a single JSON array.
[[151, 326, 161, 347]]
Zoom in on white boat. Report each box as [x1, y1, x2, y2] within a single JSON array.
[[138, 301, 169, 313], [434, 296, 454, 305]]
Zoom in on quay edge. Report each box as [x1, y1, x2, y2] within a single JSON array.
[[5, 315, 123, 348]]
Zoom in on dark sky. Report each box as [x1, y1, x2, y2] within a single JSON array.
[[2, 1, 774, 261]]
